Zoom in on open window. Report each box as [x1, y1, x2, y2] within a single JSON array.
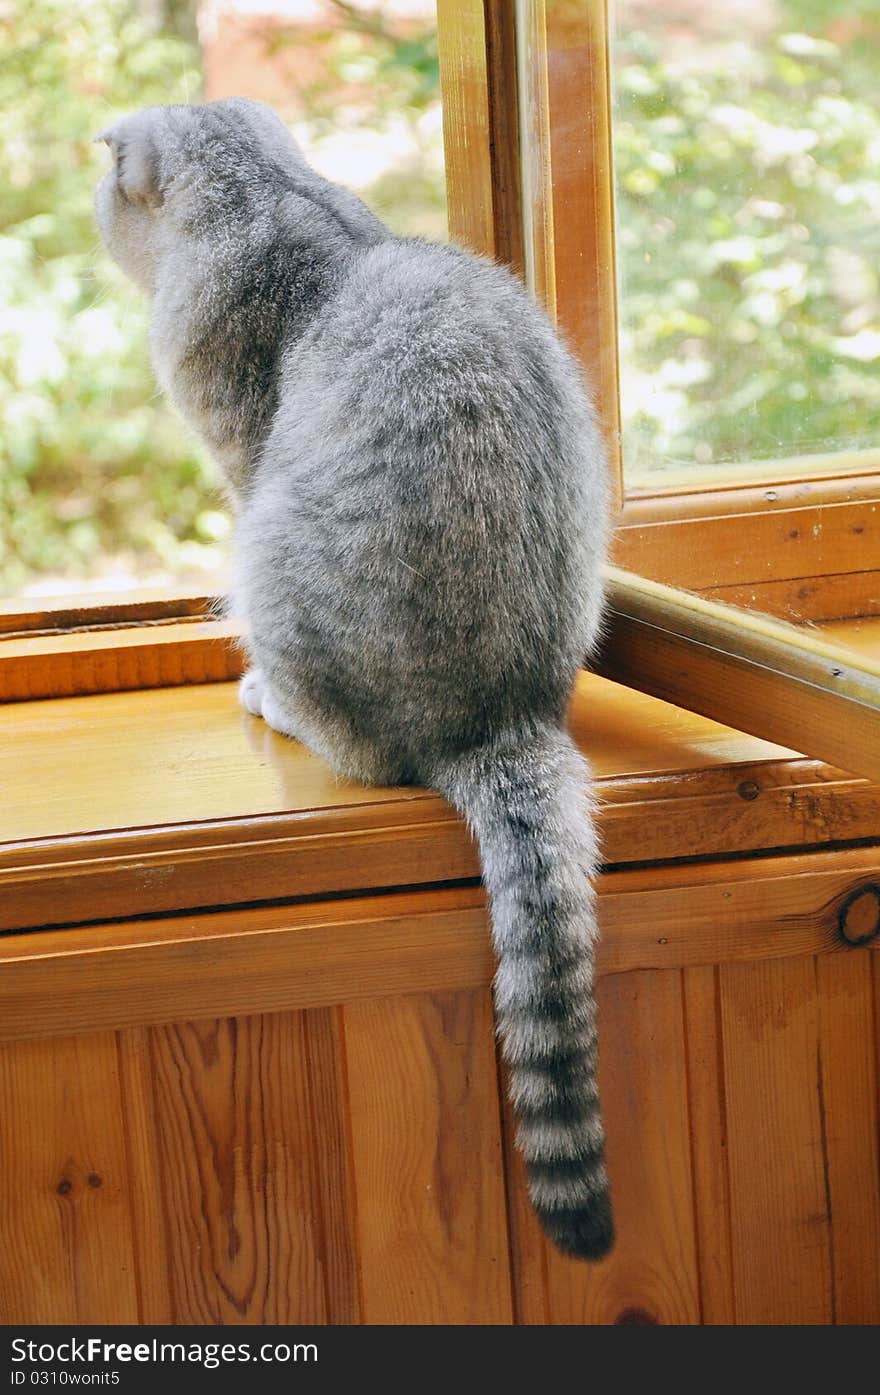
[[436, 0, 880, 779], [3, 0, 879, 787]]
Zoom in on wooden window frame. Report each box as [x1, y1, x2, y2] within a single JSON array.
[[2, 0, 879, 787], [434, 0, 880, 779]]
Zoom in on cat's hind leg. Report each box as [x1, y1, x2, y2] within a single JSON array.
[[239, 666, 406, 787], [239, 667, 307, 741]]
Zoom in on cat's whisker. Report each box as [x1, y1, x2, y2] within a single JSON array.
[[396, 556, 428, 581]]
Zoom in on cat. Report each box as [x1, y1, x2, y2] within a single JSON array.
[[96, 98, 613, 1261]]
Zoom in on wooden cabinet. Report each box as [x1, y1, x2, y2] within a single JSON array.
[[2, 678, 879, 1324]]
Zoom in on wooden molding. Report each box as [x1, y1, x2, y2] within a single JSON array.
[[0, 588, 215, 637], [599, 568, 880, 784], [0, 619, 241, 701], [1, 843, 878, 1043]]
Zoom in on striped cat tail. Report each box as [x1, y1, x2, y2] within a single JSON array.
[[433, 722, 613, 1261]]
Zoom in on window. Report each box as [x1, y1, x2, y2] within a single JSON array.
[[1, 0, 444, 598], [3, 0, 879, 785], [614, 0, 880, 488], [435, 0, 880, 779]]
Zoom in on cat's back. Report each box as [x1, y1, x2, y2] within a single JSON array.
[[293, 235, 594, 464]]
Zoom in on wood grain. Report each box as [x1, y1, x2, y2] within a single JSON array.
[[116, 1028, 174, 1323], [544, 970, 701, 1324], [682, 966, 735, 1323], [436, 0, 495, 257], [0, 588, 213, 636], [147, 1012, 327, 1324], [301, 1008, 362, 1323], [615, 495, 879, 593], [815, 954, 880, 1323], [545, 0, 621, 501], [0, 620, 240, 701], [498, 1065, 551, 1325], [342, 990, 513, 1324], [0, 1032, 139, 1323], [483, 0, 523, 276], [599, 569, 880, 784], [4, 845, 880, 1044], [719, 958, 832, 1324], [703, 569, 880, 624]]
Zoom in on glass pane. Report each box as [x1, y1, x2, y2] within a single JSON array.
[[613, 0, 880, 487], [1, 0, 444, 597]]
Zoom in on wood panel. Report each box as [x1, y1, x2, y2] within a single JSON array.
[[116, 1028, 174, 1324], [436, 0, 495, 257], [815, 954, 880, 1324], [343, 990, 512, 1324], [543, 970, 701, 1324], [145, 1012, 328, 1324], [301, 1007, 362, 1324], [615, 495, 879, 593], [682, 966, 735, 1323], [0, 950, 878, 1325], [498, 1070, 551, 1325], [0, 1032, 139, 1323], [719, 958, 833, 1324]]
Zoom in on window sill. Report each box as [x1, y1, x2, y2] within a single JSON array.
[[3, 670, 879, 934]]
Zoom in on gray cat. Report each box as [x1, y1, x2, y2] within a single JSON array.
[[96, 98, 613, 1260]]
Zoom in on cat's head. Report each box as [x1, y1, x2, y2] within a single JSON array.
[[95, 98, 303, 292]]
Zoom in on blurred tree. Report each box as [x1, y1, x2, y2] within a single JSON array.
[[2, 1, 878, 591], [136, 0, 200, 42], [615, 1, 880, 476], [0, 0, 218, 593]]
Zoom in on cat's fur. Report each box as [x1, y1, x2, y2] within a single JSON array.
[[96, 98, 613, 1260]]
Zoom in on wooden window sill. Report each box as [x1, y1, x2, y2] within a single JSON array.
[[3, 669, 879, 933]]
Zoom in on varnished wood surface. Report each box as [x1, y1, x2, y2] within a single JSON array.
[[0, 588, 213, 636], [8, 665, 880, 931], [0, 619, 240, 702], [602, 572, 880, 784], [3, 942, 877, 1324], [614, 494, 879, 604], [2, 670, 798, 845], [3, 671, 879, 1324], [2, 842, 879, 1044]]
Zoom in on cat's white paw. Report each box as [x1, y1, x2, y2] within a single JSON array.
[[239, 667, 266, 717], [261, 688, 299, 738]]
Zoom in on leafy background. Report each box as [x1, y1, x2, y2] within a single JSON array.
[[1, 0, 878, 593]]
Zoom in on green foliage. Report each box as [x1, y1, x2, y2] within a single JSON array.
[[266, 1, 445, 239], [275, 0, 440, 125], [0, 0, 447, 593], [3, 1, 878, 589], [0, 0, 217, 594], [615, 11, 880, 476]]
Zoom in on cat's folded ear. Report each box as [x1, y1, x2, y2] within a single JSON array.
[[94, 111, 164, 210]]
